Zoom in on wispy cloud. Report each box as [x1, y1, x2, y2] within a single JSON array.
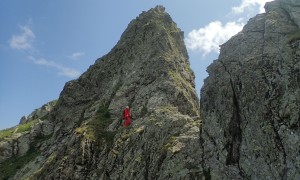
[[186, 21, 244, 55], [68, 52, 85, 60], [28, 56, 81, 78], [9, 25, 35, 51], [9, 20, 81, 79], [232, 0, 274, 14]]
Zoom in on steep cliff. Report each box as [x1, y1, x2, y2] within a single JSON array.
[[0, 6, 201, 180], [200, 0, 300, 179], [2, 0, 299, 179]]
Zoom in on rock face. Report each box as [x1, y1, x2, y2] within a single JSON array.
[[0, 100, 56, 164], [281, 0, 300, 28], [200, 0, 300, 179], [0, 6, 201, 180], [2, 0, 300, 179], [19, 100, 57, 124]]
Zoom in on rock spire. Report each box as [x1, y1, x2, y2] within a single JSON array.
[[0, 5, 201, 179]]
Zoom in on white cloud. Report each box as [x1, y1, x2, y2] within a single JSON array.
[[186, 0, 274, 56], [9, 25, 35, 51], [232, 0, 274, 14], [68, 52, 85, 60], [29, 56, 81, 78], [185, 21, 244, 55]]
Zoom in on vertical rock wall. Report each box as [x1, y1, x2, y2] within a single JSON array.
[[200, 1, 300, 179]]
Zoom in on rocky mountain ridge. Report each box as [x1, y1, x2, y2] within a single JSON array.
[[1, 5, 201, 180], [0, 100, 56, 163], [0, 0, 300, 179]]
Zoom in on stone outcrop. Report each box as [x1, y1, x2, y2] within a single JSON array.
[[0, 101, 56, 163], [200, 0, 300, 179], [19, 100, 57, 124], [0, 100, 56, 178], [281, 0, 300, 28]]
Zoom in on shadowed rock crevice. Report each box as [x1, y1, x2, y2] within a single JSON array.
[[225, 78, 242, 166], [220, 61, 243, 166], [221, 61, 247, 179]]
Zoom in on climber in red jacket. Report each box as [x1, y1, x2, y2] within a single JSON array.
[[123, 106, 131, 127]]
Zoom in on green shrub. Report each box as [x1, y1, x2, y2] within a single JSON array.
[[76, 105, 116, 147], [95, 106, 116, 144]]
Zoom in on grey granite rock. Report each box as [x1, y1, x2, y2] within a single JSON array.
[[7, 5, 201, 180], [2, 0, 299, 179], [200, 1, 300, 179]]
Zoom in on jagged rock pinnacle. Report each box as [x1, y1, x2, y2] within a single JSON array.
[[0, 6, 201, 180]]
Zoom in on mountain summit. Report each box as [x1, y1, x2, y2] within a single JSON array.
[[0, 6, 201, 179]]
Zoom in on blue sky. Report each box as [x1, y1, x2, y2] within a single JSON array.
[[0, 0, 273, 129]]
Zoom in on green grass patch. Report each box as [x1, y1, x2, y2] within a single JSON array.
[[0, 120, 39, 140], [15, 119, 38, 134], [0, 127, 15, 139], [0, 147, 40, 180]]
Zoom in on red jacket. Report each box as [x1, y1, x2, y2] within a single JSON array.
[[123, 108, 131, 119]]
